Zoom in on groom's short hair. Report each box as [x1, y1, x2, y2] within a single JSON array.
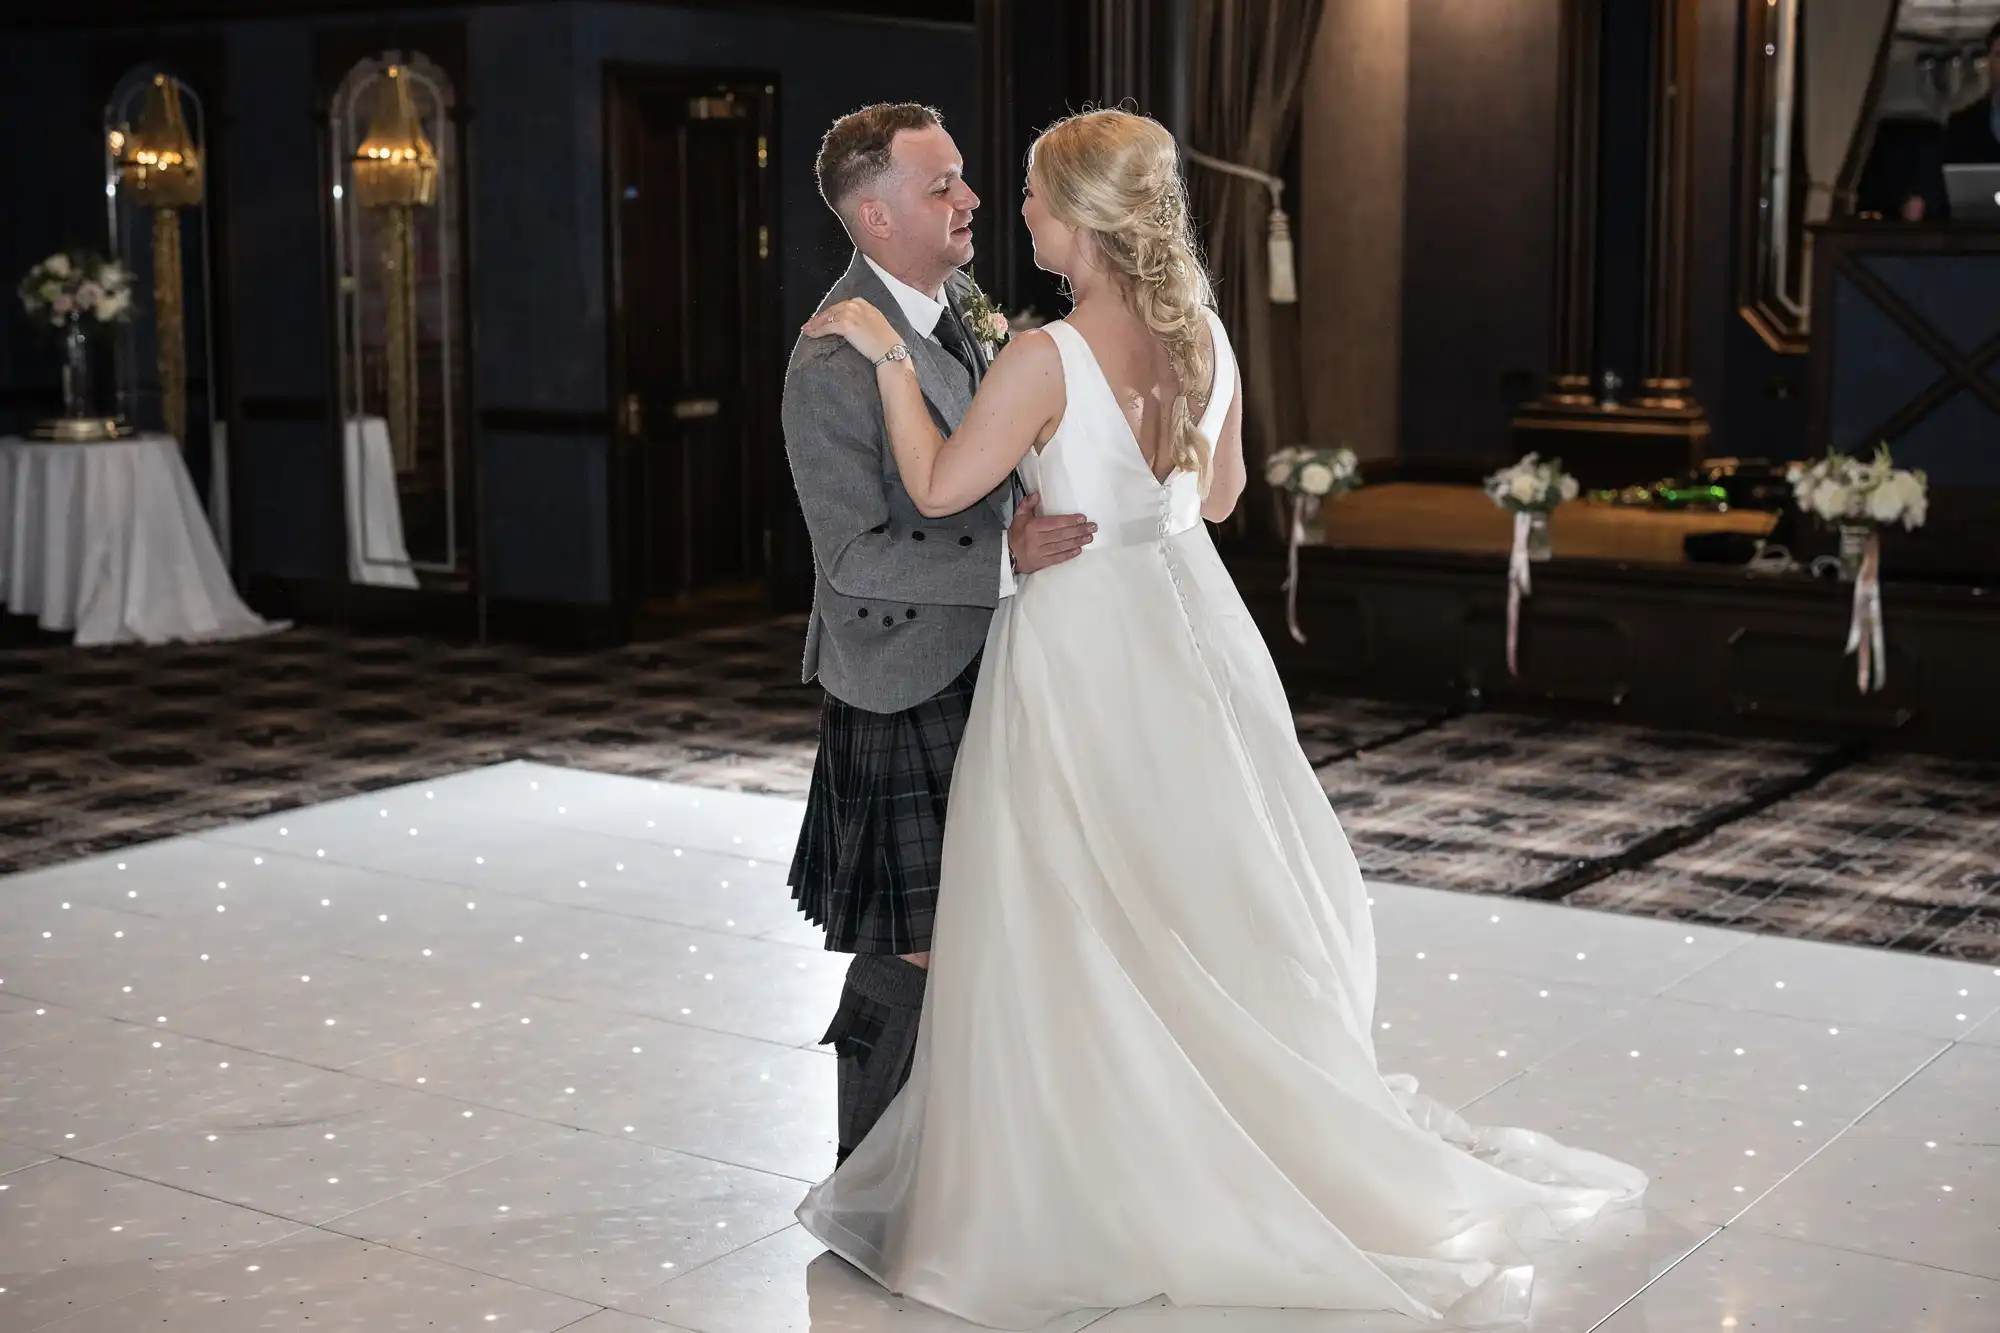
[[816, 103, 944, 213]]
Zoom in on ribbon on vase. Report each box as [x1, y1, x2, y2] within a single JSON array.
[[1506, 511, 1533, 676], [1282, 492, 1309, 644], [1845, 529, 1887, 693]]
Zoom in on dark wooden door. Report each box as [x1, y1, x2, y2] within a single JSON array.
[[607, 70, 776, 617]]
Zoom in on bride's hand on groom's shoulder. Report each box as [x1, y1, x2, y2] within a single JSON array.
[[802, 299, 900, 363]]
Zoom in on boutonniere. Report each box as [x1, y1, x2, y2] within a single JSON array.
[[959, 273, 1009, 353]]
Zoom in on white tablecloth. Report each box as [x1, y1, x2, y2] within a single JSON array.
[[0, 433, 284, 647], [344, 416, 419, 588]]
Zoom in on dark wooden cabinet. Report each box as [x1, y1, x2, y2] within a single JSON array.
[[1226, 543, 2000, 757]]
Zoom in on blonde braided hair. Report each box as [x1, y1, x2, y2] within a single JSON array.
[[1029, 110, 1217, 493]]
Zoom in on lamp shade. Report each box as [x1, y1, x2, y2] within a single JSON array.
[[352, 66, 437, 209], [119, 74, 202, 208]]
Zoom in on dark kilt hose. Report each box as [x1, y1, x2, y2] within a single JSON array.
[[789, 655, 978, 1163]]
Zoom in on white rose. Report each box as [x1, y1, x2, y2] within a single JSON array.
[[45, 253, 72, 278], [1508, 473, 1541, 505], [1884, 473, 1927, 528], [95, 289, 131, 321], [1864, 482, 1903, 525], [1558, 474, 1580, 501], [1811, 481, 1850, 519], [1298, 462, 1336, 496], [1264, 456, 1292, 486]]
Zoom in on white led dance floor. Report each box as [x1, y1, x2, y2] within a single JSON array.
[[0, 761, 1995, 1331]]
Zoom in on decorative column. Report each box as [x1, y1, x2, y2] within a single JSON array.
[[1544, 0, 1599, 409], [1637, 0, 1700, 414], [1512, 0, 1710, 489]]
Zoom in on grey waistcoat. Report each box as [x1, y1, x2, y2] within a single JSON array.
[[782, 253, 1011, 714]]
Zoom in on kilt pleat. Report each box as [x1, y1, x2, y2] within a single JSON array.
[[788, 656, 979, 954]]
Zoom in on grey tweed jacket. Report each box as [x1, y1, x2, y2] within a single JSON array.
[[783, 253, 1012, 714]]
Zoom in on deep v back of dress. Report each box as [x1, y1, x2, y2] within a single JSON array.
[[1016, 311, 1231, 559], [797, 307, 1645, 1331]]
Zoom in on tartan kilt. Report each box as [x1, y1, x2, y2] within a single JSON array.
[[788, 655, 979, 955]]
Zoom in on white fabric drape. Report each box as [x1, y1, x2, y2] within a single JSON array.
[[0, 433, 283, 647], [344, 415, 420, 588]]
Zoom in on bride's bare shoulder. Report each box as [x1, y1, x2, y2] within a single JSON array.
[[988, 326, 1063, 378]]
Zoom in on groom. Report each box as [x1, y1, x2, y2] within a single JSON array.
[[783, 103, 1092, 1164]]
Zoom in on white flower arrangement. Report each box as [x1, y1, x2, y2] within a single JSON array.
[[959, 273, 1010, 352], [1787, 445, 1928, 531], [1265, 445, 1361, 499], [1484, 452, 1579, 514], [17, 250, 134, 330]]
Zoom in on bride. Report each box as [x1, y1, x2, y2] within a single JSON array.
[[795, 108, 1645, 1329]]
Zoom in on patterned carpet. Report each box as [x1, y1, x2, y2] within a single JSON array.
[[0, 619, 825, 876], [1578, 753, 2000, 961], [2, 615, 1996, 961], [1320, 715, 1833, 897]]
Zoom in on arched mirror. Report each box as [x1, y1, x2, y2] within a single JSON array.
[[104, 69, 222, 517], [1742, 0, 2000, 352], [1740, 0, 1902, 352], [327, 50, 469, 590]]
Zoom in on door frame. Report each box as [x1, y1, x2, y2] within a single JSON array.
[[602, 61, 781, 638]]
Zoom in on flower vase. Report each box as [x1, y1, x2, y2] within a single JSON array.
[[34, 318, 125, 442], [1526, 511, 1553, 562], [1293, 493, 1327, 544], [60, 318, 94, 422], [1837, 524, 1871, 583]]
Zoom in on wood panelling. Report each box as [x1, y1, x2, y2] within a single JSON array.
[[1226, 543, 2000, 756]]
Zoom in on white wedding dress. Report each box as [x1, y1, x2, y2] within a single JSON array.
[[797, 311, 1646, 1328]]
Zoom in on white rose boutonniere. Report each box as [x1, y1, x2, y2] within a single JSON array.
[[959, 272, 1009, 354]]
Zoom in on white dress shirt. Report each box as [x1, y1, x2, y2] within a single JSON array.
[[864, 255, 947, 340], [862, 254, 1018, 599]]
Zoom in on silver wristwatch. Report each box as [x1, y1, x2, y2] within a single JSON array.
[[872, 343, 911, 367]]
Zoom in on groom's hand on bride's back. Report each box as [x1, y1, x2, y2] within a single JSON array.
[[1009, 493, 1095, 574]]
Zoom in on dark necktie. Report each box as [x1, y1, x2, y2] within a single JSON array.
[[934, 305, 980, 381]]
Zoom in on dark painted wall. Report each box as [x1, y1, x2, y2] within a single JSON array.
[[0, 30, 112, 423], [1397, 0, 1563, 462], [0, 2, 976, 612]]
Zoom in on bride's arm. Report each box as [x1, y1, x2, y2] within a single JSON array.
[[804, 301, 1062, 517], [1200, 357, 1246, 523]]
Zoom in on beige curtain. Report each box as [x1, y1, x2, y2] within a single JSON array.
[[1189, 0, 1327, 541]]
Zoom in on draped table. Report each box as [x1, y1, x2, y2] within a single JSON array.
[[0, 432, 284, 646]]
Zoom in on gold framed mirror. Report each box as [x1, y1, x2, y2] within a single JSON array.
[[104, 68, 216, 457], [1741, 1, 2000, 353], [1739, 0, 1903, 353], [327, 50, 469, 589]]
